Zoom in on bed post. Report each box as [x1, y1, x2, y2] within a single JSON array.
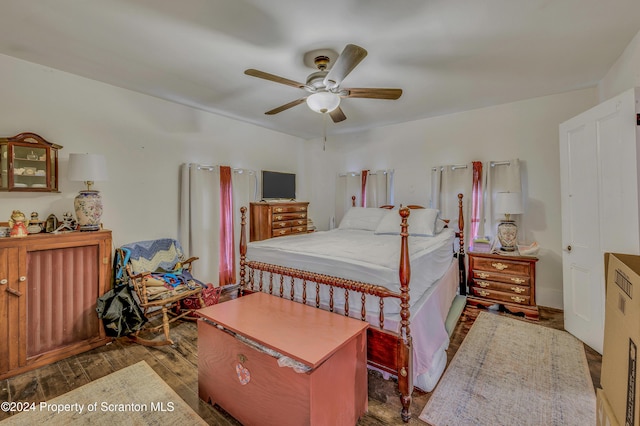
[[398, 206, 413, 423], [457, 193, 467, 295], [239, 206, 247, 297]]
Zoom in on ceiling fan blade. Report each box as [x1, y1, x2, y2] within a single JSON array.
[[265, 98, 307, 115], [323, 44, 368, 89], [329, 106, 347, 123], [245, 69, 306, 89], [344, 88, 403, 100]]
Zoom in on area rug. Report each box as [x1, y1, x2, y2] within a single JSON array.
[[2, 361, 207, 425], [420, 312, 595, 426]]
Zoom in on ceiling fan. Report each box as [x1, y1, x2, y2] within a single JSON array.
[[244, 44, 402, 123]]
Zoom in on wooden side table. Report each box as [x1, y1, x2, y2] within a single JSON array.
[[467, 249, 539, 320]]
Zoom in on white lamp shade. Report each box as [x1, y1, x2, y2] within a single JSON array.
[[306, 92, 340, 113], [495, 192, 523, 215], [68, 153, 108, 182]]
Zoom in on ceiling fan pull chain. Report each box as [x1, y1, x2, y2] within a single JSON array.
[[323, 113, 327, 151]]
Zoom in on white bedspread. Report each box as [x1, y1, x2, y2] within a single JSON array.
[[246, 228, 454, 316]]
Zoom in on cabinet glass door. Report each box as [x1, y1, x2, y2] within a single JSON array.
[[10, 144, 49, 190]]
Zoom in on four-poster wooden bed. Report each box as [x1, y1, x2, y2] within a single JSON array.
[[238, 194, 466, 422]]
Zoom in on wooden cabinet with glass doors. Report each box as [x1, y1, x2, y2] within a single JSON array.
[[0, 132, 62, 192]]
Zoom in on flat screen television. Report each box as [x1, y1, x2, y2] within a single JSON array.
[[262, 170, 296, 200]]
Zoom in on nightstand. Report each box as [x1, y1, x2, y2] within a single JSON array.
[[467, 249, 539, 320]]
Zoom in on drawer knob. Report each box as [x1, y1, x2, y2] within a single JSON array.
[[278, 230, 286, 235], [298, 207, 306, 211], [0, 279, 7, 285], [275, 208, 283, 212], [511, 296, 525, 303], [275, 215, 283, 221], [478, 272, 490, 279], [477, 281, 490, 288], [478, 290, 490, 297], [491, 262, 508, 271], [511, 286, 525, 294], [19, 276, 26, 282], [510, 277, 526, 284]]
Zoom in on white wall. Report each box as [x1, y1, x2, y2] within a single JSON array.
[[308, 89, 598, 309], [0, 54, 305, 248], [599, 29, 640, 101], [5, 28, 637, 309]]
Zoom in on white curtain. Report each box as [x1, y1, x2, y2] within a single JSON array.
[[430, 164, 472, 251], [365, 169, 394, 207], [178, 163, 257, 285], [481, 159, 522, 240], [335, 172, 361, 228], [335, 169, 394, 228]]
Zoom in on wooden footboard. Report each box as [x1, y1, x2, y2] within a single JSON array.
[[238, 194, 465, 423]]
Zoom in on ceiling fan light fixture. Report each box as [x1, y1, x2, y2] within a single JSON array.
[[306, 92, 340, 114]]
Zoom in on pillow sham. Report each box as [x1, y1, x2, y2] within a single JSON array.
[[374, 208, 440, 236], [338, 207, 389, 231]]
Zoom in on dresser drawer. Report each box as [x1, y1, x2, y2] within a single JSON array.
[[271, 227, 293, 237], [472, 257, 531, 276], [273, 219, 306, 228], [470, 287, 531, 305], [471, 279, 530, 296], [273, 212, 307, 221], [291, 226, 306, 234], [271, 205, 308, 214], [472, 270, 530, 286]]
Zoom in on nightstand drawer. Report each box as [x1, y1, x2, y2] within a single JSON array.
[[472, 270, 530, 286], [470, 287, 531, 305], [471, 279, 530, 296], [472, 257, 531, 276]]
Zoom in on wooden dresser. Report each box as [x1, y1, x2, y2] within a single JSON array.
[[198, 292, 368, 425], [250, 201, 309, 241], [467, 249, 539, 320], [0, 230, 112, 379]]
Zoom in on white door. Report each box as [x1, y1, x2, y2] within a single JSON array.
[[559, 88, 640, 354]]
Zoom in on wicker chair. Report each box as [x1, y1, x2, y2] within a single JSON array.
[[117, 238, 207, 346]]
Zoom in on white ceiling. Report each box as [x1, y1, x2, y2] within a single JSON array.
[[1, 0, 639, 139]]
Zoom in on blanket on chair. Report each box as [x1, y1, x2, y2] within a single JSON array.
[[121, 238, 186, 274]]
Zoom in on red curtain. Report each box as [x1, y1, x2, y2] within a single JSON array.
[[361, 170, 368, 207], [471, 161, 483, 240], [219, 166, 235, 286]]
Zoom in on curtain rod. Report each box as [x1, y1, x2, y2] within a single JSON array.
[[490, 161, 511, 167], [191, 164, 256, 174], [338, 169, 393, 177], [431, 164, 468, 171]]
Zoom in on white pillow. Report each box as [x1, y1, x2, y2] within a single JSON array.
[[374, 208, 440, 236], [338, 207, 388, 231]]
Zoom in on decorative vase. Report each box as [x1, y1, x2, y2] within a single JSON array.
[[497, 220, 518, 251], [74, 190, 103, 231]]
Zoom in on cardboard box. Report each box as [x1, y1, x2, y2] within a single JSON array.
[[601, 253, 640, 426], [598, 388, 621, 426]]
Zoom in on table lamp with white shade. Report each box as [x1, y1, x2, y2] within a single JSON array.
[[67, 153, 108, 231], [494, 191, 523, 252]]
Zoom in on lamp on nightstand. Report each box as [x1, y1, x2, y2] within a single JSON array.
[[68, 153, 108, 231], [495, 191, 523, 252]]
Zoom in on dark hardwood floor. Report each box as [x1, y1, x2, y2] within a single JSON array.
[[0, 304, 601, 425]]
